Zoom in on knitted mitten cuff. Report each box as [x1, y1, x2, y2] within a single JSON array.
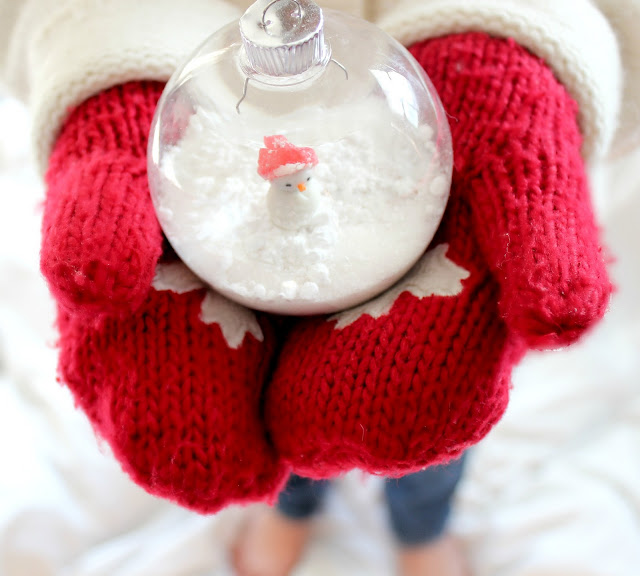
[[4, 0, 241, 174], [380, 0, 621, 160]]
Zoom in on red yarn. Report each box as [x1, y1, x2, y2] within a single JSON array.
[[49, 33, 613, 511], [42, 82, 165, 316], [45, 82, 290, 512], [411, 35, 612, 349], [264, 33, 612, 478], [56, 272, 289, 513]]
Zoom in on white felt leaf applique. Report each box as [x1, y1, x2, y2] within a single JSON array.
[[330, 244, 470, 329], [152, 262, 263, 349], [199, 291, 264, 349], [152, 262, 205, 293]]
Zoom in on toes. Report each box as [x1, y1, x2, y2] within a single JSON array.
[[231, 506, 312, 576]]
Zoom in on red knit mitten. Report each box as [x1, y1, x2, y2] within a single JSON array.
[[264, 33, 613, 478], [46, 84, 288, 512]]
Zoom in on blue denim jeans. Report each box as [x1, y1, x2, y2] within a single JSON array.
[[276, 455, 467, 546]]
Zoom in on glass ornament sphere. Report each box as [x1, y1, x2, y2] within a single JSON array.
[[148, 0, 452, 315]]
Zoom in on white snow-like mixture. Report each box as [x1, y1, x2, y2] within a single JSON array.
[[153, 102, 450, 314]]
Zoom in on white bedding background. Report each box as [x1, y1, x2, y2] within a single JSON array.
[[1, 95, 639, 576]]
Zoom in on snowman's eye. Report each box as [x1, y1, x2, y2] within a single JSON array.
[[285, 183, 292, 187], [307, 176, 311, 181]]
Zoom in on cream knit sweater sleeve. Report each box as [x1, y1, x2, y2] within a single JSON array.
[[378, 0, 625, 162], [0, 0, 241, 173], [0, 0, 635, 173]]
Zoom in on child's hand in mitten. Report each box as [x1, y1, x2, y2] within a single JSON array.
[[265, 33, 613, 478], [45, 82, 288, 512]]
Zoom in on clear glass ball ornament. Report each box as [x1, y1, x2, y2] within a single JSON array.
[[148, 0, 452, 315]]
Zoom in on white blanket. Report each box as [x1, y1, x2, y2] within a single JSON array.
[[1, 96, 639, 576]]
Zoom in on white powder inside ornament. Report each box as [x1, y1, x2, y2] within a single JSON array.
[[152, 100, 451, 315]]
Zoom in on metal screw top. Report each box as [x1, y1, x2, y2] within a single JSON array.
[[239, 0, 329, 77]]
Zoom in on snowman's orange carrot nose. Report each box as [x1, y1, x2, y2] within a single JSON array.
[[297, 183, 306, 192]]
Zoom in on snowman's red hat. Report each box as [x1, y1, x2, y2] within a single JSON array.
[[258, 135, 318, 181]]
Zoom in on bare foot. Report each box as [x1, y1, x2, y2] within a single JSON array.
[[231, 505, 313, 576], [397, 535, 470, 576]]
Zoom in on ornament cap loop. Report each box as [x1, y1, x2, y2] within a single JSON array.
[[240, 0, 329, 77]]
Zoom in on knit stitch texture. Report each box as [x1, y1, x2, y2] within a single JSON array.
[[56, 264, 289, 512], [264, 33, 612, 478], [46, 83, 289, 512], [46, 33, 612, 511], [43, 82, 165, 315]]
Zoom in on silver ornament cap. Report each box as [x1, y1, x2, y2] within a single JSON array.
[[240, 0, 329, 77]]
